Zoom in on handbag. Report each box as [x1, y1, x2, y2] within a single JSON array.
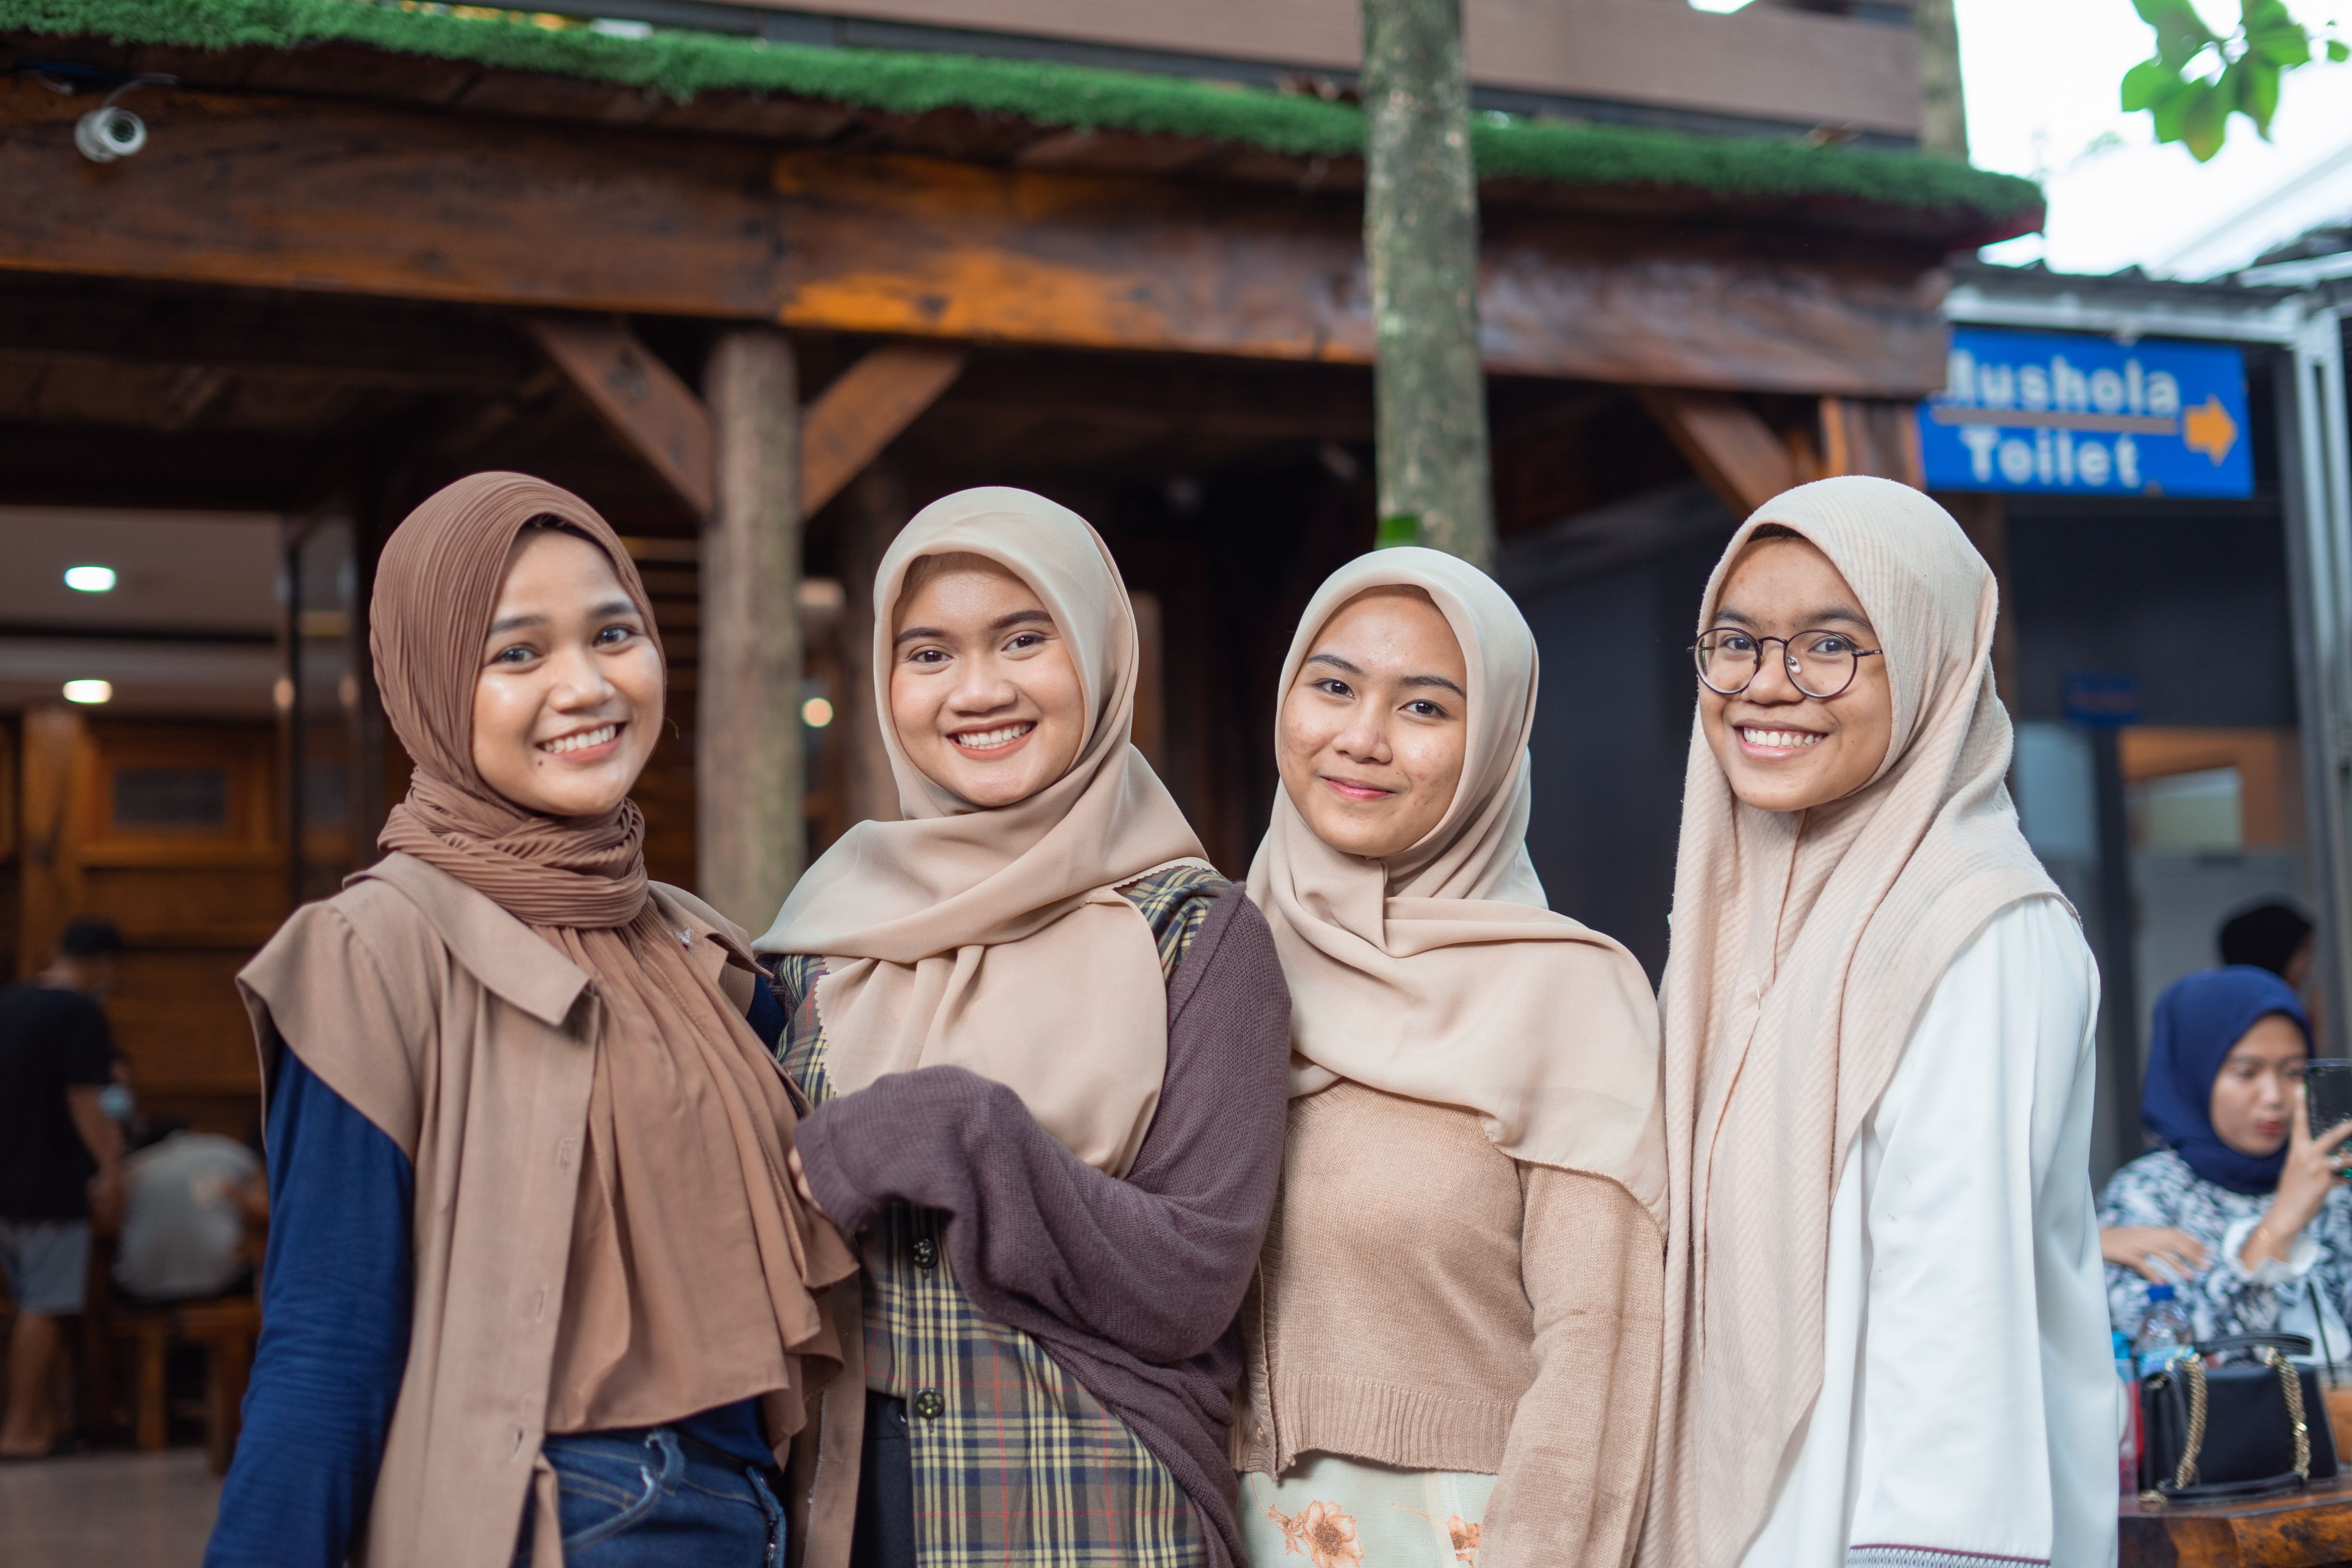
[[2138, 1331, 2339, 1504]]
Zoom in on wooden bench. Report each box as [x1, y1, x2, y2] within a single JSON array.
[[113, 1295, 261, 1473]]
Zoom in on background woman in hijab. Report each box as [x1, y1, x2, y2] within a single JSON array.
[[2099, 967, 2352, 1354], [1642, 478, 2114, 1568], [207, 474, 854, 1568], [756, 488, 1290, 1568], [1235, 548, 1666, 1568]]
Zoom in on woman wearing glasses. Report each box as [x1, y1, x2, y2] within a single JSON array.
[[1641, 479, 2115, 1568]]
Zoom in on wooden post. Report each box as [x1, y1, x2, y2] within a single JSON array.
[[838, 464, 909, 828], [1361, 0, 1495, 570], [19, 703, 86, 976], [1943, 491, 2018, 705], [699, 328, 804, 930]]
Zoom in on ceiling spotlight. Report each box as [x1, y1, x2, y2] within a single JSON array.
[[64, 564, 117, 593], [63, 679, 113, 704], [801, 697, 835, 729]]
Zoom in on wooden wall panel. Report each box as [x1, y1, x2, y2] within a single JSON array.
[[737, 0, 1923, 134]]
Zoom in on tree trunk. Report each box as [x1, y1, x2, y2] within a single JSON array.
[[839, 463, 910, 828], [1913, 0, 1970, 161], [699, 327, 804, 930], [1361, 0, 1495, 570]]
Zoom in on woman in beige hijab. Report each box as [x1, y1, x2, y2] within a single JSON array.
[[209, 473, 855, 1568], [1642, 477, 2114, 1568], [756, 487, 1291, 1568], [1235, 546, 1668, 1568]]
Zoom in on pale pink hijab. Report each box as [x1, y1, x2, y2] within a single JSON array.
[[755, 488, 1207, 1175], [1641, 478, 2063, 1568], [1245, 547, 1665, 1218]]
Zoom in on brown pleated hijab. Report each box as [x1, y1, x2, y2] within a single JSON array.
[[1641, 478, 2064, 1567], [370, 471, 851, 1445]]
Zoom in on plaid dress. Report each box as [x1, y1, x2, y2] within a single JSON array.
[[773, 861, 1227, 1568]]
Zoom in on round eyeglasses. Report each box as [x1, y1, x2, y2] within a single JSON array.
[[1691, 628, 1882, 700]]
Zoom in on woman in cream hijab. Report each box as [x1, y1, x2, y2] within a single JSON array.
[[1236, 547, 1667, 1568], [1642, 478, 2114, 1568], [757, 488, 1291, 1568]]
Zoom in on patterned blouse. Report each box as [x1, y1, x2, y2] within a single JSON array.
[[2098, 1147, 2352, 1353], [771, 861, 1227, 1568]]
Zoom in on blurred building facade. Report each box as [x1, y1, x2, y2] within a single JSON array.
[[0, 0, 2029, 1134]]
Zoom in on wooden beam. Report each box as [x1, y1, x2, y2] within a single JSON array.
[[836, 465, 909, 830], [1820, 396, 1927, 488], [1638, 389, 1800, 516], [0, 82, 1950, 397], [699, 327, 803, 926], [801, 344, 968, 515], [528, 316, 716, 517]]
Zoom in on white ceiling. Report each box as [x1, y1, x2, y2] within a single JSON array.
[[0, 509, 282, 715]]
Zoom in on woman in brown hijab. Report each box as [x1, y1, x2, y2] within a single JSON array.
[[206, 473, 854, 1568]]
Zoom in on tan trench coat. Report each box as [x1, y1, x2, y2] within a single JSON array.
[[237, 851, 846, 1568]]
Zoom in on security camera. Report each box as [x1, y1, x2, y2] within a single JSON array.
[[75, 106, 146, 163]]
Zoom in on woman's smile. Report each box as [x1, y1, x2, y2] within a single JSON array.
[[537, 721, 623, 761], [1319, 774, 1394, 803], [1735, 724, 1826, 758], [950, 720, 1037, 756]]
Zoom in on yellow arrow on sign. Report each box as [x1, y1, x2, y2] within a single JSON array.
[[2184, 395, 2238, 464]]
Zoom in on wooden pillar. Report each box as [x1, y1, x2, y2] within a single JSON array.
[[699, 328, 804, 930], [838, 464, 909, 828], [1362, 0, 1495, 569]]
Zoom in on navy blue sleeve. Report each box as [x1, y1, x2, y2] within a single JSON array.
[[744, 969, 786, 1051], [206, 1052, 414, 1568]]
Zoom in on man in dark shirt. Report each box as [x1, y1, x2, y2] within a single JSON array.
[[0, 916, 124, 1458]]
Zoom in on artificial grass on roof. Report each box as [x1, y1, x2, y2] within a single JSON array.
[[1, 0, 2042, 226]]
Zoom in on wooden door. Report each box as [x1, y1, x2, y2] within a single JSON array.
[[20, 706, 285, 1135]]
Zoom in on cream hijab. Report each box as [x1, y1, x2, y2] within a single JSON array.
[[1641, 478, 2064, 1568], [755, 488, 1207, 1176], [1245, 547, 1665, 1219]]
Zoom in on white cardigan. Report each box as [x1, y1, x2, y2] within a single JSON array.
[[1737, 897, 2120, 1568]]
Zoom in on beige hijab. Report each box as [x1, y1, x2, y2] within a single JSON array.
[[755, 487, 1208, 1176], [1244, 547, 1665, 1218], [1641, 478, 2063, 1568], [361, 472, 852, 1443]]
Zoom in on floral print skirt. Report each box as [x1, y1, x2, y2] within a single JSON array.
[[1241, 1455, 1496, 1568]]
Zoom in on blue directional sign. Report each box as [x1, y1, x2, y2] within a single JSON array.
[[1917, 327, 2253, 499]]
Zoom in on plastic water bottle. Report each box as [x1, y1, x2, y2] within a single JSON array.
[[2114, 1330, 2141, 1492], [2136, 1283, 2196, 1377]]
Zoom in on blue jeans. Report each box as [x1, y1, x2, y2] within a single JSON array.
[[513, 1427, 787, 1567]]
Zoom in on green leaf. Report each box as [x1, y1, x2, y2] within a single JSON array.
[[2138, 0, 2218, 67], [1375, 514, 1421, 549], [2241, 0, 2294, 31], [2330, 37, 2350, 61], [2238, 56, 2283, 134], [2121, 56, 2183, 109], [2150, 75, 2196, 141], [2181, 78, 2230, 160], [2249, 24, 2312, 65]]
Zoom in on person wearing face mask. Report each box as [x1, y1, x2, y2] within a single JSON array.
[[2099, 969, 2352, 1356], [755, 488, 1291, 1568], [1641, 479, 2115, 1568], [206, 474, 856, 1568], [1233, 549, 1667, 1568]]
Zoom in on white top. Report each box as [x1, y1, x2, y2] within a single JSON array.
[[1736, 897, 2120, 1568], [114, 1131, 258, 1302]]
